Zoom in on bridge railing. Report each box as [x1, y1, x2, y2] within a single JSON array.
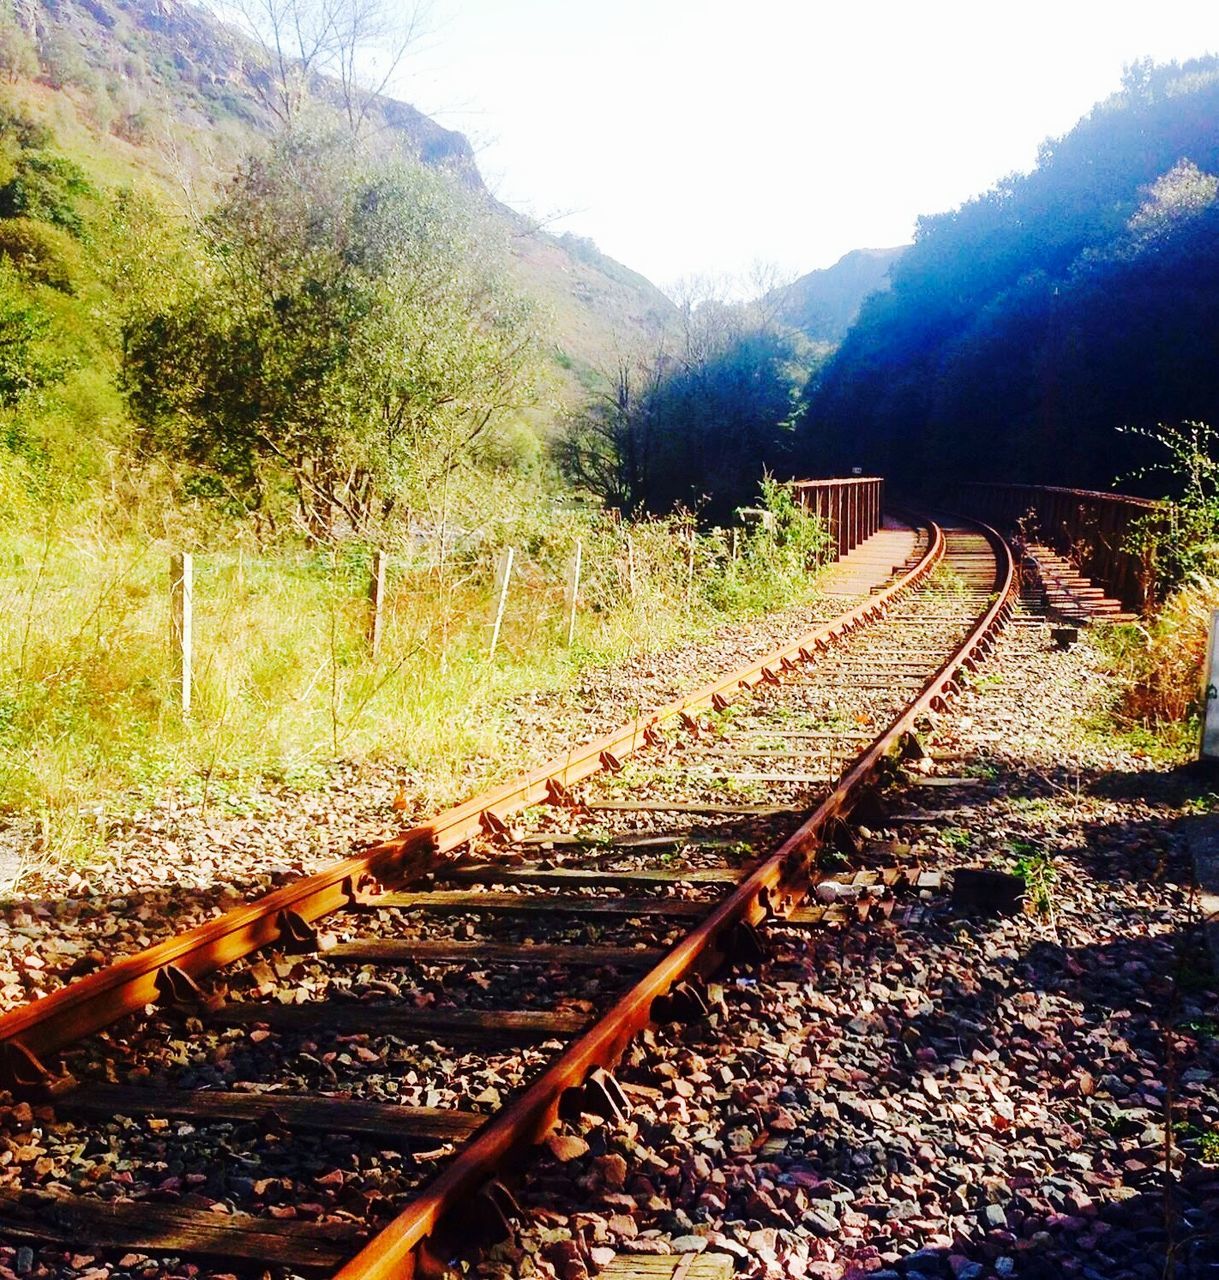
[[953, 481, 1164, 612], [791, 477, 885, 559]]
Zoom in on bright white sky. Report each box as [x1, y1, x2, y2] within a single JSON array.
[[397, 1, 1217, 293]]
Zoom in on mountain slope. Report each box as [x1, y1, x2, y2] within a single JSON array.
[[800, 56, 1219, 491], [7, 0, 674, 399], [773, 246, 904, 344]]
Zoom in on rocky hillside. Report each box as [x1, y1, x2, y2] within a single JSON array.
[[773, 245, 905, 344], [6, 0, 675, 397]]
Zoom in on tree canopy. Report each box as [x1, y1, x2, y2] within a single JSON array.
[[122, 128, 541, 538], [557, 293, 821, 523]]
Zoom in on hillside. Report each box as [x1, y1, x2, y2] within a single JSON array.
[[801, 56, 1219, 491], [3, 0, 674, 398], [772, 245, 904, 344]]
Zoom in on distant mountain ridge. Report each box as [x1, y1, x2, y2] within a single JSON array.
[[10, 0, 675, 398], [772, 246, 906, 344]]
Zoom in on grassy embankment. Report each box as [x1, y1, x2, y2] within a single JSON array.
[[0, 460, 840, 864]]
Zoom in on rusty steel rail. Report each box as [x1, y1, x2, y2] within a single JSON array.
[[791, 476, 884, 558], [336, 514, 1017, 1280], [0, 519, 944, 1090], [954, 480, 1162, 612]]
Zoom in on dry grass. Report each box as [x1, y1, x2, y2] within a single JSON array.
[[1108, 575, 1219, 725], [0, 462, 833, 860]]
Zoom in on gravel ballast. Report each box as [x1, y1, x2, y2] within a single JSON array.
[[469, 614, 1219, 1280], [3, 551, 1216, 1280]]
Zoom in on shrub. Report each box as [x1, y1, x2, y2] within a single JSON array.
[[0, 259, 66, 405], [0, 216, 77, 290], [1122, 421, 1219, 592], [0, 101, 49, 149], [1110, 578, 1219, 726], [0, 149, 92, 235]]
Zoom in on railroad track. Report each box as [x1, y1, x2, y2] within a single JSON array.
[[0, 513, 1015, 1279]]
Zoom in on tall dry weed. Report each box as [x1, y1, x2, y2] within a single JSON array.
[[1118, 575, 1219, 724]]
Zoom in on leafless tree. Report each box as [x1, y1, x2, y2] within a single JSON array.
[[208, 0, 431, 136], [745, 259, 798, 330], [553, 348, 669, 514]]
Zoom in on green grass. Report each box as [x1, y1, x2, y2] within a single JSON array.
[[1009, 841, 1057, 917], [925, 563, 968, 597], [1007, 795, 1054, 817], [0, 473, 837, 863]]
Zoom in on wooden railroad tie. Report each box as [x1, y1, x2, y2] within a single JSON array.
[[325, 939, 665, 968], [599, 1254, 733, 1280], [0, 1184, 359, 1269], [56, 1083, 483, 1143], [212, 1002, 589, 1043], [437, 864, 744, 889], [585, 800, 798, 814], [361, 890, 715, 918]]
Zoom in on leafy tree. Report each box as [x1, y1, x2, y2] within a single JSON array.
[[557, 289, 820, 523], [553, 353, 663, 515], [121, 129, 540, 539], [0, 259, 65, 406]]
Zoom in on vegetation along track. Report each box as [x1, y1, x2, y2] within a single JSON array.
[[0, 515, 1015, 1279]]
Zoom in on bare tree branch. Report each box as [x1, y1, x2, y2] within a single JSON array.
[[205, 0, 432, 136]]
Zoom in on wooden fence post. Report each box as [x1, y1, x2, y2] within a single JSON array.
[[170, 552, 192, 715], [626, 533, 637, 601], [684, 529, 696, 603], [565, 539, 582, 647], [368, 549, 387, 658], [489, 546, 515, 659]]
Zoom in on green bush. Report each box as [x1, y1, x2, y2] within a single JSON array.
[[0, 259, 66, 406], [0, 102, 48, 149], [0, 149, 92, 235], [1122, 421, 1219, 592], [0, 216, 77, 290]]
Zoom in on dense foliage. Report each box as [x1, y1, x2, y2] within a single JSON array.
[[557, 301, 821, 523], [121, 129, 541, 539], [802, 57, 1219, 491]]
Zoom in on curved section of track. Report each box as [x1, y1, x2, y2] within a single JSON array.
[[0, 513, 1015, 1280], [0, 522, 944, 1080], [338, 516, 1014, 1279]]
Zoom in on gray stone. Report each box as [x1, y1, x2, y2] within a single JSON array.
[[980, 1203, 1007, 1229], [669, 1236, 707, 1254], [1183, 814, 1219, 967], [904, 1251, 948, 1275], [804, 1209, 838, 1237]]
